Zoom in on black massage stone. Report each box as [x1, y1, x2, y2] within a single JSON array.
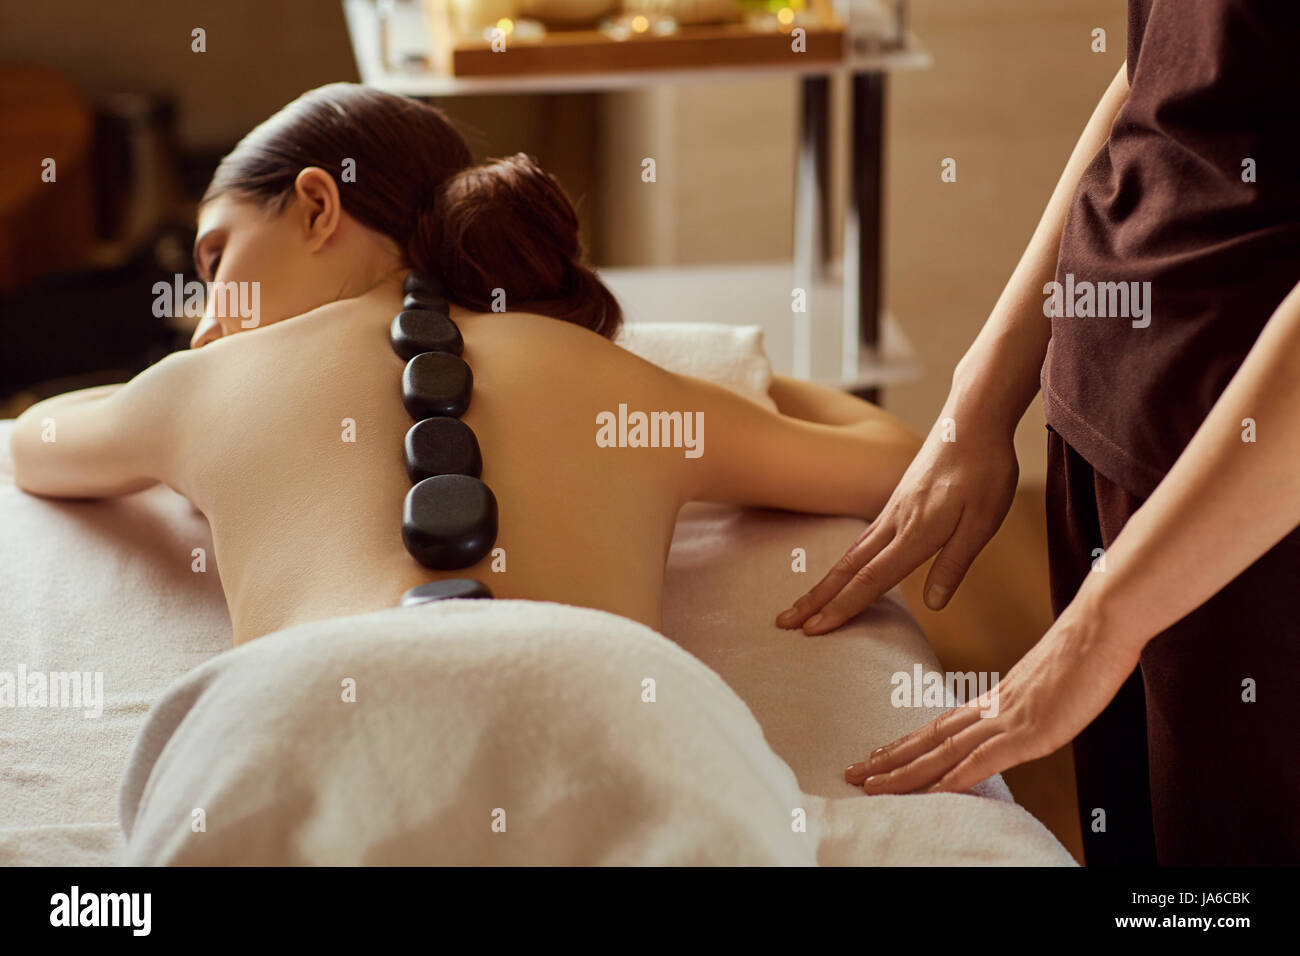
[[403, 270, 445, 300], [402, 474, 498, 569], [403, 291, 450, 314], [391, 309, 463, 360], [405, 417, 482, 483], [399, 578, 494, 606], [402, 351, 472, 419]]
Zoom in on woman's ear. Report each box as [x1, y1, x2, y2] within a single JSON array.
[[292, 167, 343, 252]]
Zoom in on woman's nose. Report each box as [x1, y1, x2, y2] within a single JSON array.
[[190, 315, 223, 349]]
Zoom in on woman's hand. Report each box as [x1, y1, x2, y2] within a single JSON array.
[[845, 597, 1140, 794], [776, 412, 1019, 635]]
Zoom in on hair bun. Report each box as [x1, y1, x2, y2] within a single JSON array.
[[414, 153, 621, 339]]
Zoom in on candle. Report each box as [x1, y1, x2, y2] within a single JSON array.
[[450, 0, 519, 35]]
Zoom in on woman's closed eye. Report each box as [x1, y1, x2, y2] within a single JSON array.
[[192, 226, 225, 283], [203, 251, 223, 282]]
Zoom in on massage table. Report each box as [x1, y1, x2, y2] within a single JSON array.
[[0, 324, 1073, 865]]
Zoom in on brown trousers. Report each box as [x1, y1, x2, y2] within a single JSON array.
[[1046, 427, 1300, 865]]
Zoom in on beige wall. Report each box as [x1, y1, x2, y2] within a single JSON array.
[[0, 0, 359, 148], [596, 76, 797, 266], [883, 0, 1126, 482]]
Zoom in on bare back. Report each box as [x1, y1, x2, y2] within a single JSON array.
[[169, 285, 695, 644]]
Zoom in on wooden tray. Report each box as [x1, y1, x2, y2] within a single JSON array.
[[423, 0, 844, 77]]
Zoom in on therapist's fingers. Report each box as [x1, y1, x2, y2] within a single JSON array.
[[861, 715, 1001, 794], [928, 733, 1022, 794], [776, 520, 891, 628], [845, 704, 984, 785], [797, 537, 921, 635], [920, 509, 990, 611]]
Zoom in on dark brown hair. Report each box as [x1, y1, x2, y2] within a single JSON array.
[[202, 83, 621, 338]]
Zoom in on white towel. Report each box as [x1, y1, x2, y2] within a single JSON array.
[[120, 599, 1073, 866], [615, 322, 777, 410]]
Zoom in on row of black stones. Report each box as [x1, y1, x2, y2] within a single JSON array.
[[395, 271, 496, 607]]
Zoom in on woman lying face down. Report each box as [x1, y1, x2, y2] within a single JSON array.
[[11, 83, 920, 646]]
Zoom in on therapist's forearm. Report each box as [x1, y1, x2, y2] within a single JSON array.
[[951, 62, 1131, 436], [1072, 277, 1300, 651]]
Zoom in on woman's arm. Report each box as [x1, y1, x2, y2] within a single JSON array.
[[10, 351, 195, 498], [767, 372, 902, 427], [674, 370, 921, 520], [849, 275, 1300, 794]]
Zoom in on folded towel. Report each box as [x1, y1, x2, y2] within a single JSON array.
[[119, 599, 1074, 866], [615, 321, 777, 410]]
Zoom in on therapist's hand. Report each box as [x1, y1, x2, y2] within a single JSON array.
[[777, 414, 1019, 635], [844, 596, 1139, 794]]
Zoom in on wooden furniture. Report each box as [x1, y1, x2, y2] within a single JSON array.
[[0, 66, 95, 295], [424, 0, 844, 77]]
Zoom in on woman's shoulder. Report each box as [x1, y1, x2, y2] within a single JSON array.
[[460, 309, 675, 385]]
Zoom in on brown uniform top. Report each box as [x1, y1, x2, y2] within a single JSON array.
[[1043, 0, 1300, 499]]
